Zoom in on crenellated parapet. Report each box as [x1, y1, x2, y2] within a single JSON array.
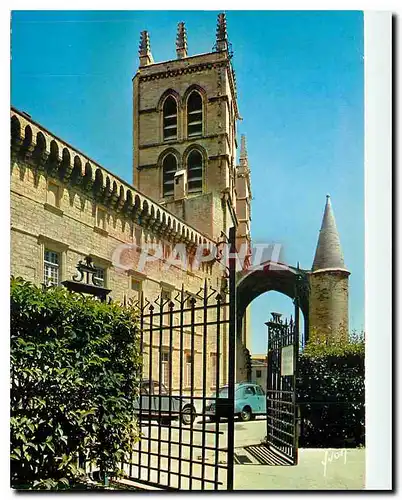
[[10, 107, 216, 253]]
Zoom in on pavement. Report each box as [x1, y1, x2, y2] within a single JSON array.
[[118, 416, 365, 490], [234, 447, 365, 490], [228, 417, 365, 490]]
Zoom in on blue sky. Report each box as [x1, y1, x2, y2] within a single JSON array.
[[11, 10, 364, 354]]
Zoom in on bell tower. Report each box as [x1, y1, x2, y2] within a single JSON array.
[[132, 13, 240, 241]]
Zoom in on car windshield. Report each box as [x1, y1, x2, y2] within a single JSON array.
[[218, 387, 228, 397], [218, 386, 242, 397]]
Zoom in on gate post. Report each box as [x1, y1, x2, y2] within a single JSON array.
[[293, 273, 301, 465], [227, 226, 236, 491]]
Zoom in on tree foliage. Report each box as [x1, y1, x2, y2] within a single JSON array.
[[297, 333, 365, 448], [10, 277, 142, 489]]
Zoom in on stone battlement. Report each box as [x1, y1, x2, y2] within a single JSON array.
[[10, 107, 216, 253]]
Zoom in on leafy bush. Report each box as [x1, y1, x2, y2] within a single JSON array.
[[297, 334, 365, 448], [10, 277, 142, 489]]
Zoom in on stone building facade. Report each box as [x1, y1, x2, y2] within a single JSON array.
[[10, 12, 350, 396], [10, 13, 254, 392]]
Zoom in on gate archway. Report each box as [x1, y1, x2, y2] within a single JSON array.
[[233, 261, 310, 467], [236, 261, 310, 347]]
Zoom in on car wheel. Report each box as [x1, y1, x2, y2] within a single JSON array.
[[181, 406, 196, 425], [240, 406, 252, 422]]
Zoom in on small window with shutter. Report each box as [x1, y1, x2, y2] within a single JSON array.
[[187, 91, 203, 137]]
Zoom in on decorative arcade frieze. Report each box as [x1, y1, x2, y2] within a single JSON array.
[[10, 108, 215, 254]]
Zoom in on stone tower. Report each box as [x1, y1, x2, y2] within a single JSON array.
[[132, 13, 240, 242], [309, 195, 350, 344]]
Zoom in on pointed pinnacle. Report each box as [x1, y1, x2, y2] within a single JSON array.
[[139, 30, 150, 56], [139, 30, 154, 66], [176, 22, 187, 48], [176, 22, 188, 58], [216, 12, 227, 40], [240, 134, 247, 160], [215, 12, 228, 52]]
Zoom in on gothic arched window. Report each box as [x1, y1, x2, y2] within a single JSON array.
[[162, 154, 177, 197], [187, 150, 203, 194], [187, 91, 203, 137], [163, 96, 178, 141]]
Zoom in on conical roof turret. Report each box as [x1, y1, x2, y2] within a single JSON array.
[[312, 195, 349, 273]]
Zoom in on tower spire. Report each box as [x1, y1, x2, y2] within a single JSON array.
[[312, 195, 348, 272], [139, 30, 154, 67], [239, 134, 248, 166], [176, 22, 188, 59], [216, 12, 228, 51]]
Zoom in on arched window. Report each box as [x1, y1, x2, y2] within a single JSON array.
[[162, 154, 177, 197], [187, 91, 203, 137], [163, 96, 178, 140], [187, 150, 203, 194]]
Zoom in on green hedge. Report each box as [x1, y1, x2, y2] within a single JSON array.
[[10, 277, 142, 490], [297, 339, 365, 448]]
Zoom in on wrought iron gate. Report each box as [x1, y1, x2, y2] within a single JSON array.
[[265, 306, 299, 465], [120, 227, 237, 490]]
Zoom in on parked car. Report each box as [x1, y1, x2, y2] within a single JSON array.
[[205, 382, 267, 422], [133, 379, 197, 426]]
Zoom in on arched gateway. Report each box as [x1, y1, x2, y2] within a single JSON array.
[[234, 261, 309, 385], [237, 260, 310, 342]]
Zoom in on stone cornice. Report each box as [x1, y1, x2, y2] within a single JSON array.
[[208, 153, 230, 162], [139, 95, 228, 114], [310, 268, 351, 277], [137, 163, 157, 170], [138, 107, 157, 115], [138, 61, 226, 83], [208, 95, 229, 104], [138, 132, 231, 152], [10, 107, 216, 253]]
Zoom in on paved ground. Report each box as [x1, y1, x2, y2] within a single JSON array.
[[234, 447, 365, 490], [119, 416, 365, 490], [225, 418, 365, 490]]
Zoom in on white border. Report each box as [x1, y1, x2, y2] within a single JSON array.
[[364, 11, 393, 490], [2, 6, 396, 495]]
